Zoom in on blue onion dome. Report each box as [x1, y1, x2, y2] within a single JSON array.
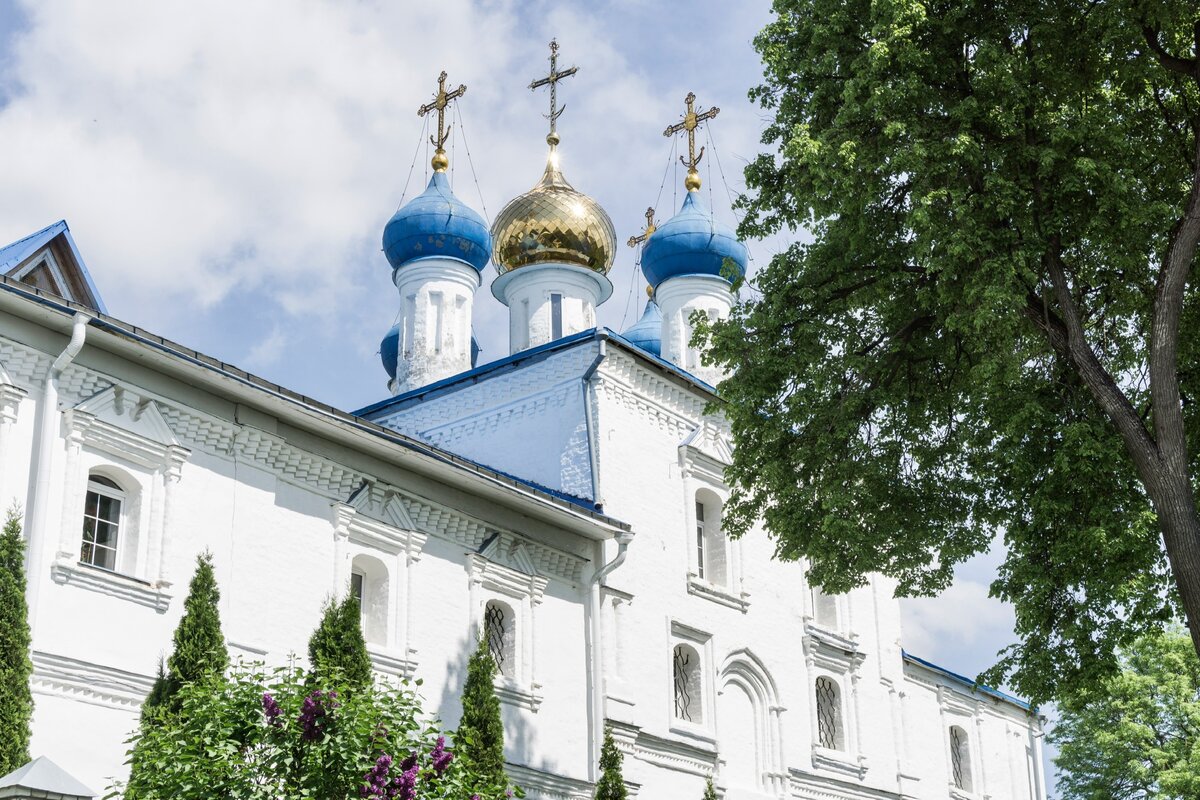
[[383, 172, 491, 272], [621, 299, 662, 357], [640, 191, 747, 289], [380, 323, 400, 380]]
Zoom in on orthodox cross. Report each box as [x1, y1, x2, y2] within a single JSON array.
[[663, 92, 720, 189], [627, 207, 658, 248], [528, 39, 578, 144], [418, 71, 466, 171]]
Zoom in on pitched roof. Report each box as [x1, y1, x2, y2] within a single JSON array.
[[0, 756, 96, 799]]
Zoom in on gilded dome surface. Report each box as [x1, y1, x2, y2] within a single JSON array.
[[490, 150, 617, 275]]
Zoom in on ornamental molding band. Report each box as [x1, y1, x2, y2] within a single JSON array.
[[0, 335, 111, 400], [414, 380, 580, 449], [678, 420, 733, 477], [803, 624, 866, 673], [598, 348, 711, 416], [49, 561, 173, 612], [605, 718, 717, 778], [788, 767, 901, 800], [31, 650, 156, 711], [367, 644, 419, 681]]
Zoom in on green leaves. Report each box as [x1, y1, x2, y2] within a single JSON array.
[[0, 507, 32, 774], [307, 592, 372, 694], [1052, 627, 1200, 800], [593, 728, 626, 800], [708, 0, 1200, 705], [457, 636, 507, 794]]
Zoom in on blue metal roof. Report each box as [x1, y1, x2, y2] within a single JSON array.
[[640, 191, 747, 289], [383, 172, 491, 272], [902, 650, 1032, 711], [0, 220, 108, 314], [355, 327, 719, 421], [620, 300, 662, 357]]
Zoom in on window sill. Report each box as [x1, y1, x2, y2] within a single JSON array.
[[50, 560, 171, 613], [811, 746, 867, 780], [949, 788, 980, 800], [686, 575, 750, 613], [668, 717, 716, 746], [495, 677, 543, 712], [368, 644, 418, 681]]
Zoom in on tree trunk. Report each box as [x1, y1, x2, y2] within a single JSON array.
[[1148, 472, 1200, 658]]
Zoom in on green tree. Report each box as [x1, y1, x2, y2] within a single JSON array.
[[456, 635, 506, 791], [704, 0, 1200, 703], [307, 592, 372, 692], [0, 508, 32, 773], [593, 728, 626, 800], [702, 777, 717, 800], [1052, 626, 1200, 799], [139, 659, 168, 724], [120, 662, 508, 800], [151, 552, 228, 714]]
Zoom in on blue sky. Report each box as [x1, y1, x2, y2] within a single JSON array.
[[0, 0, 1055, 788]]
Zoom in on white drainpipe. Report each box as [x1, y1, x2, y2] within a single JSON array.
[[585, 528, 633, 779], [26, 312, 90, 628]]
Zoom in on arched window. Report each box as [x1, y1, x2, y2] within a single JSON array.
[[484, 600, 516, 678], [81, 474, 124, 571], [694, 489, 728, 586], [812, 584, 839, 629], [673, 644, 703, 723], [350, 554, 390, 646], [949, 725, 973, 792], [814, 676, 844, 750]]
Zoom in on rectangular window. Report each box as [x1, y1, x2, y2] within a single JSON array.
[[430, 292, 444, 354], [81, 479, 122, 571], [695, 501, 706, 579], [350, 571, 364, 607], [550, 292, 563, 340], [520, 299, 530, 350], [403, 294, 416, 357]]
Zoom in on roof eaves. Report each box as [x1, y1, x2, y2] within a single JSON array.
[[902, 650, 1032, 711]]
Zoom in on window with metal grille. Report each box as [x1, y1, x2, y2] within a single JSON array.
[[949, 725, 973, 791], [484, 600, 515, 678], [81, 475, 123, 571], [672, 644, 703, 723], [814, 676, 843, 750]]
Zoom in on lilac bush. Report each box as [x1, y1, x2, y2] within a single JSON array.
[[115, 663, 515, 800]]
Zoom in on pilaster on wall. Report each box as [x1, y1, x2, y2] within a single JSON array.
[[0, 362, 29, 507]]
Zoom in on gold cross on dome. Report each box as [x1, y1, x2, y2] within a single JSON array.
[[627, 207, 658, 248], [418, 71, 467, 171], [663, 92, 720, 190], [529, 39, 578, 144]]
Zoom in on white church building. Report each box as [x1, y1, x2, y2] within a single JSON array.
[[0, 58, 1046, 800]]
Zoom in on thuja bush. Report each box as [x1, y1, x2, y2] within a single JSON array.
[[116, 663, 514, 800]]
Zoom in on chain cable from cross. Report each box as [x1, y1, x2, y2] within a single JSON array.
[[528, 39, 578, 145], [418, 71, 467, 172], [663, 92, 720, 191]]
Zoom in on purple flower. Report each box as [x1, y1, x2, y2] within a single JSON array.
[[399, 751, 419, 772], [395, 761, 420, 800], [298, 690, 338, 741], [261, 692, 283, 727], [429, 735, 453, 777]]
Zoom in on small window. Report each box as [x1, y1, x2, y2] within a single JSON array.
[[430, 291, 445, 354], [813, 585, 839, 629], [672, 644, 703, 723], [694, 490, 727, 586], [814, 676, 844, 750], [349, 555, 389, 646], [485, 600, 516, 678], [81, 475, 123, 571], [550, 292, 563, 340], [949, 725, 973, 792]]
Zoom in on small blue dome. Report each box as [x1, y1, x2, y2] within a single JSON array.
[[380, 323, 400, 380], [621, 300, 662, 357], [640, 192, 747, 289], [383, 172, 491, 272], [470, 334, 480, 368]]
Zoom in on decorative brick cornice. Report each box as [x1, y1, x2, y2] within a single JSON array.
[[31, 650, 156, 711]]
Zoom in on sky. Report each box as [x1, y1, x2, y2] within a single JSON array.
[[0, 0, 1055, 790]]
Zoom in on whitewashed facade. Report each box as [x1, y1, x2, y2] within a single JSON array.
[[0, 248, 1046, 800]]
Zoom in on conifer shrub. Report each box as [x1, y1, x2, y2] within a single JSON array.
[[0, 508, 32, 774], [456, 635, 507, 792], [594, 728, 626, 800], [307, 591, 372, 692], [160, 551, 228, 711]]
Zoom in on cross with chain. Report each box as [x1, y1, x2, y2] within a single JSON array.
[[627, 207, 658, 248], [528, 39, 578, 144], [663, 92, 720, 190], [417, 71, 466, 171]]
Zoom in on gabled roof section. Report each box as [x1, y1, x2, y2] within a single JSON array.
[[0, 755, 96, 799], [0, 220, 107, 314]]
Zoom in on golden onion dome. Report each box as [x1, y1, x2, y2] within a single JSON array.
[[490, 146, 617, 275]]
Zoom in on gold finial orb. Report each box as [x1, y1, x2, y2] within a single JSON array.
[[684, 168, 702, 192], [431, 148, 449, 172], [646, 284, 654, 298], [547, 131, 560, 146]]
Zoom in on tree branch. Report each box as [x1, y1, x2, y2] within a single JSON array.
[[1142, 25, 1200, 87]]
